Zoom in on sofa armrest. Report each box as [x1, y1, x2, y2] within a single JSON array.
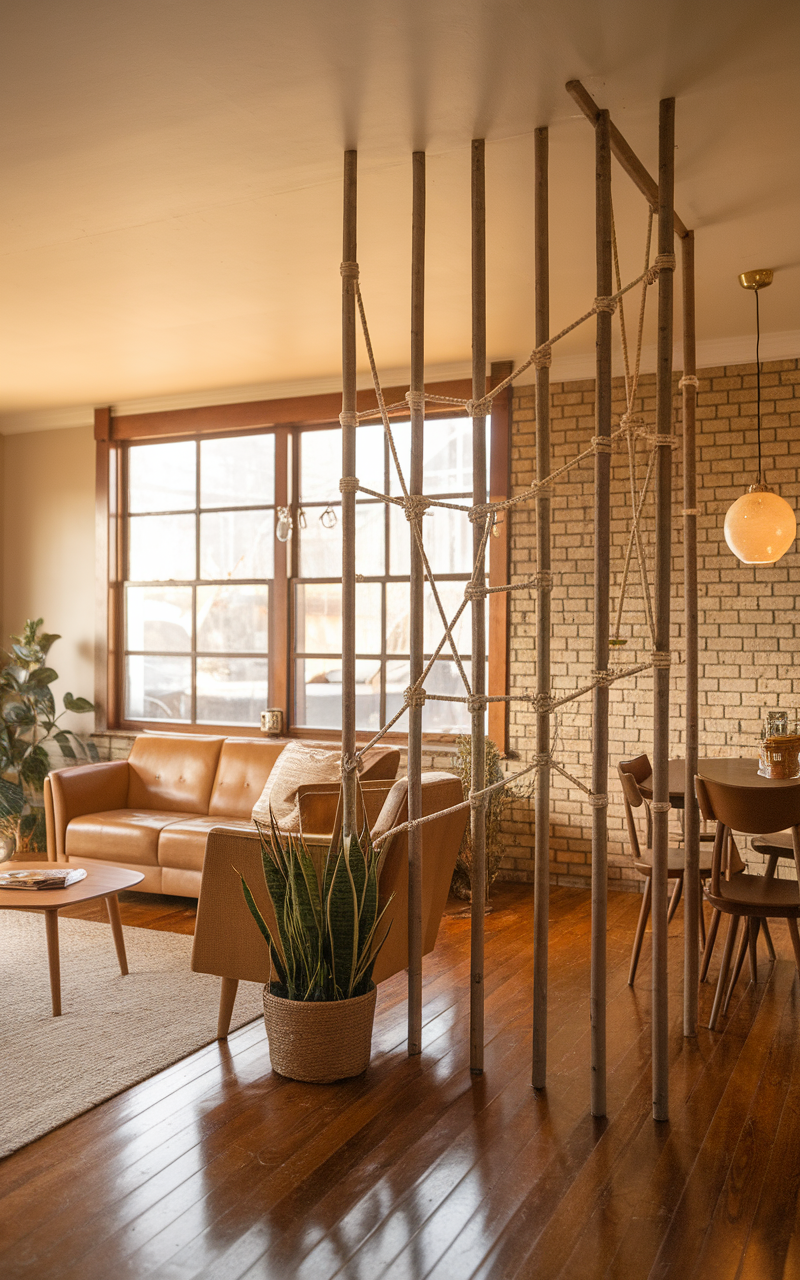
[[46, 761, 130, 863]]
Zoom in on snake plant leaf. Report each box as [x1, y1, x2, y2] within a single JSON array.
[[326, 842, 359, 998], [238, 872, 287, 989]]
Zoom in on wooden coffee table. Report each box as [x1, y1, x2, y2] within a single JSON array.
[[0, 862, 144, 1016]]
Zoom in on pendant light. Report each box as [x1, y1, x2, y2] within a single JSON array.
[[723, 269, 796, 566]]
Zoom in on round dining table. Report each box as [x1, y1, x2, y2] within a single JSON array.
[[637, 756, 800, 807]]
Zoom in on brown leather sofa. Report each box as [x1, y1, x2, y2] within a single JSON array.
[[190, 771, 468, 1035], [44, 733, 400, 898]]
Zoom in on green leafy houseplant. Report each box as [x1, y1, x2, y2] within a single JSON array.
[[0, 619, 97, 858], [450, 735, 512, 903], [241, 812, 392, 1002]]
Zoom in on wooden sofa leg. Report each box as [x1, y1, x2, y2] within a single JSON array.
[[218, 977, 239, 1039]]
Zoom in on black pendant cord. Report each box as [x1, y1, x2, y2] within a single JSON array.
[[755, 288, 763, 485]]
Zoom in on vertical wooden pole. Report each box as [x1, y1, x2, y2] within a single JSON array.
[[408, 150, 426, 1056], [652, 98, 675, 1122], [470, 138, 487, 1074], [591, 110, 612, 1118], [341, 150, 358, 837], [532, 125, 551, 1090], [682, 230, 700, 1038], [488, 360, 513, 755]]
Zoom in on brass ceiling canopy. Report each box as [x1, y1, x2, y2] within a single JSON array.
[[739, 268, 774, 290]]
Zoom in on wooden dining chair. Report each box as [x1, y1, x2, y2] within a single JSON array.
[[695, 773, 800, 1030], [618, 756, 718, 986]]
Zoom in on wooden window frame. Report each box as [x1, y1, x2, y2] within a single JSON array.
[[95, 366, 512, 748]]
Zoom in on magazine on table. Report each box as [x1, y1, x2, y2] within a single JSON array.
[[0, 867, 88, 891]]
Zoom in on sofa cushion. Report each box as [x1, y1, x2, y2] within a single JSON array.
[[65, 809, 199, 866], [158, 816, 256, 872], [208, 739, 286, 820], [251, 741, 341, 830], [127, 733, 225, 814]]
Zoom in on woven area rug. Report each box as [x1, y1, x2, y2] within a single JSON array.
[[0, 913, 263, 1159]]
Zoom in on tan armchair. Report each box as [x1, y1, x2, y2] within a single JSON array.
[[191, 771, 468, 1036]]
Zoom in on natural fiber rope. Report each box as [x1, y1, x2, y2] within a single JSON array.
[[338, 238, 671, 790], [679, 375, 700, 390]]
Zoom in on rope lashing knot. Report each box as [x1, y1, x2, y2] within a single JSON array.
[[535, 570, 553, 591], [464, 583, 487, 601], [531, 694, 554, 714], [464, 398, 492, 419], [594, 296, 618, 315], [468, 503, 495, 525], [653, 433, 678, 449], [535, 752, 552, 768], [651, 650, 672, 669], [403, 495, 430, 522], [593, 670, 612, 687], [654, 253, 676, 273], [339, 475, 360, 493], [340, 261, 360, 280], [469, 791, 485, 810], [467, 694, 487, 714], [679, 375, 700, 390], [651, 800, 672, 814], [405, 390, 427, 413], [342, 753, 360, 775], [404, 686, 427, 708], [339, 412, 359, 429], [589, 793, 608, 808], [533, 343, 552, 369], [620, 412, 645, 431], [591, 436, 613, 454]]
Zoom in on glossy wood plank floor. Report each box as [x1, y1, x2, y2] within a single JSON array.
[[3, 883, 800, 1279]]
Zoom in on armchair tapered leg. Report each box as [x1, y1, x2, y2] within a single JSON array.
[[217, 977, 239, 1039], [700, 907, 721, 983], [709, 913, 740, 1031], [629, 878, 651, 987]]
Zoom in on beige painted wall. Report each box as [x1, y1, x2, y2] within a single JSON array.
[[1, 425, 95, 734]]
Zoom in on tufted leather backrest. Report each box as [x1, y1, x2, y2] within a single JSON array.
[[127, 734, 225, 813], [208, 738, 287, 819]]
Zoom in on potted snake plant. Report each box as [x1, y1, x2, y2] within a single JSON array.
[[240, 811, 392, 1083]]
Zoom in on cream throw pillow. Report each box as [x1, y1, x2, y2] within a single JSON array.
[[251, 741, 342, 831]]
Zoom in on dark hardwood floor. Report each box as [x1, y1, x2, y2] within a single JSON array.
[[3, 882, 800, 1278]]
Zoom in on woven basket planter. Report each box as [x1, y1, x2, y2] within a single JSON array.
[[262, 984, 377, 1083]]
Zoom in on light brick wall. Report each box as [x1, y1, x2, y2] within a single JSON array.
[[500, 357, 800, 891]]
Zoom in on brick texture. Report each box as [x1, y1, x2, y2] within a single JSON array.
[[500, 357, 800, 891]]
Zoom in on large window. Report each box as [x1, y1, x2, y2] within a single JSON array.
[[123, 434, 274, 725], [99, 376, 510, 741], [294, 420, 487, 735]]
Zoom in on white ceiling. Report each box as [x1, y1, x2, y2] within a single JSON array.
[[1, 0, 798, 430]]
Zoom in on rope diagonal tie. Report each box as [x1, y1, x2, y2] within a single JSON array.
[[343, 218, 669, 801]]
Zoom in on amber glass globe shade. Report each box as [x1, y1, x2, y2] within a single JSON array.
[[724, 488, 797, 566]]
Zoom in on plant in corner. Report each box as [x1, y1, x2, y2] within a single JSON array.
[[240, 811, 392, 1083], [0, 619, 97, 858], [450, 735, 513, 903]]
